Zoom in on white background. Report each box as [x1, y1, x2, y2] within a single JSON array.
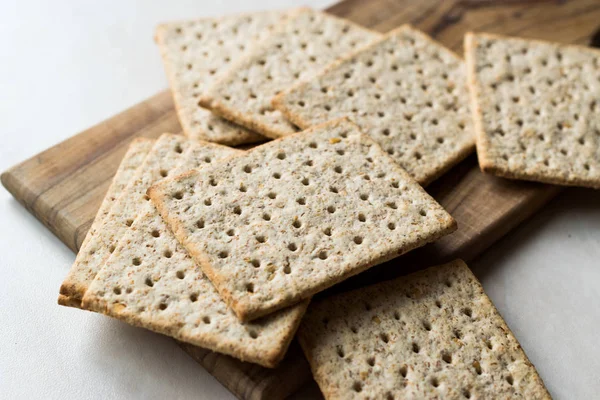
[[1, 1, 599, 399]]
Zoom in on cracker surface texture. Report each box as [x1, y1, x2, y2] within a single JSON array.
[[83, 142, 307, 368], [199, 8, 380, 139], [275, 25, 474, 186], [156, 11, 290, 145], [148, 119, 456, 321], [465, 32, 600, 188], [59, 134, 191, 308], [299, 259, 551, 400], [57, 138, 154, 307]]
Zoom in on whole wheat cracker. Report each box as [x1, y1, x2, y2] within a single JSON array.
[[155, 10, 292, 146], [82, 138, 308, 367], [274, 25, 475, 186], [299, 259, 551, 400], [148, 118, 456, 322], [57, 138, 154, 307], [199, 8, 381, 139], [465, 32, 600, 189], [59, 134, 191, 308]]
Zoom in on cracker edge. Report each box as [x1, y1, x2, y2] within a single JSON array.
[[297, 259, 552, 400], [57, 137, 155, 308], [198, 8, 382, 140], [273, 24, 474, 186], [59, 134, 186, 307], [148, 118, 457, 322], [82, 282, 310, 367], [464, 32, 600, 189]]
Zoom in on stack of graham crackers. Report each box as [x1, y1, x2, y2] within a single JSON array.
[[59, 6, 600, 398]]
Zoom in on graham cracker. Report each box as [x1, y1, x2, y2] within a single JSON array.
[[83, 141, 308, 367], [199, 8, 380, 139], [274, 25, 475, 186], [299, 259, 551, 400], [59, 134, 191, 308], [58, 138, 154, 307], [156, 11, 291, 145], [148, 118, 456, 322], [465, 32, 600, 189]]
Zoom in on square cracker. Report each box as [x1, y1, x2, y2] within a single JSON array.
[[59, 134, 192, 308], [83, 142, 308, 368], [274, 25, 475, 186], [58, 138, 154, 307], [465, 32, 600, 189], [148, 118, 456, 322], [298, 259, 551, 400], [199, 8, 380, 139], [155, 11, 290, 146]]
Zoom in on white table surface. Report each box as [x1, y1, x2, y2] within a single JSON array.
[[1, 1, 598, 399]]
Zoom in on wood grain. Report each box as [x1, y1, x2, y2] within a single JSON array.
[[2, 0, 598, 398], [1, 91, 179, 252]]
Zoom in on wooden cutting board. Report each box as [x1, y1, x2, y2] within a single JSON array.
[[2, 0, 598, 399]]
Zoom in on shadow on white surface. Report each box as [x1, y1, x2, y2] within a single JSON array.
[[81, 314, 233, 400], [472, 187, 600, 400]]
